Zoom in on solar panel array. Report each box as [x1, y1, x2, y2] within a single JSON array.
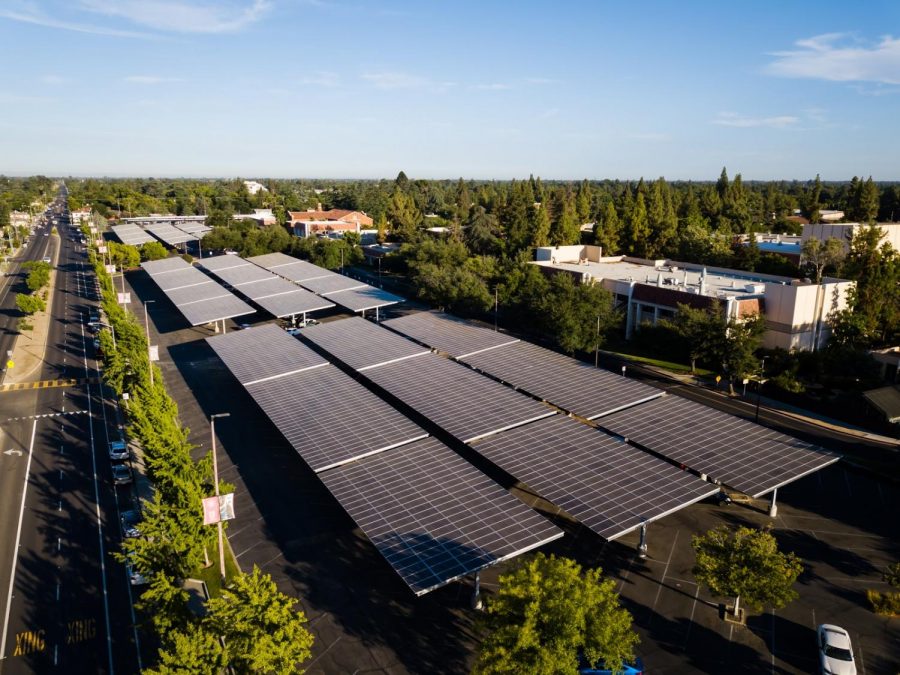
[[384, 311, 520, 358], [462, 341, 665, 420], [110, 223, 155, 246], [300, 316, 430, 371], [597, 395, 840, 497], [249, 252, 404, 312], [175, 221, 211, 237], [362, 353, 556, 442], [320, 437, 563, 595], [473, 415, 719, 540], [141, 257, 254, 325], [207, 325, 562, 594], [199, 255, 334, 318], [146, 223, 197, 246], [384, 311, 663, 419]]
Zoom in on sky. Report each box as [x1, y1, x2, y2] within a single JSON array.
[[1, 0, 899, 180]]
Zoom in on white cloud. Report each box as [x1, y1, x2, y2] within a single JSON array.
[[77, 0, 271, 33], [361, 71, 454, 92], [299, 71, 341, 87], [0, 2, 153, 38], [472, 83, 513, 91], [767, 33, 900, 85], [124, 75, 184, 84], [712, 112, 799, 128]]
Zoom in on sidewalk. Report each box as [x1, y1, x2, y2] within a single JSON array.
[[2, 235, 61, 385]]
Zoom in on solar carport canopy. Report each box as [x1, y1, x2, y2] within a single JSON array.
[[207, 324, 562, 594], [384, 311, 519, 358], [320, 436, 562, 595], [598, 395, 840, 498], [250, 252, 404, 312], [386, 311, 664, 420], [141, 257, 253, 326], [146, 223, 197, 246], [472, 415, 719, 540], [199, 255, 334, 318], [111, 223, 155, 246], [301, 316, 429, 371]]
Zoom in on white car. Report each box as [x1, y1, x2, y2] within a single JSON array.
[[817, 624, 856, 675]]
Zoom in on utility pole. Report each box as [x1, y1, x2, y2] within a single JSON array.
[[210, 413, 230, 584], [494, 287, 499, 332], [595, 315, 600, 368], [143, 300, 155, 386], [755, 357, 768, 424]]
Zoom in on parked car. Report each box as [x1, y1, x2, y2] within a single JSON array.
[[108, 439, 129, 460], [111, 463, 133, 485], [817, 624, 857, 675], [285, 327, 302, 336], [125, 554, 148, 586], [120, 510, 141, 538], [578, 655, 644, 675], [42, 256, 51, 263]]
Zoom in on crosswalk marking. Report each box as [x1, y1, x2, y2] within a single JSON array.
[[0, 377, 100, 393]]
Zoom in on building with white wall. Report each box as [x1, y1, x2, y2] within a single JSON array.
[[534, 246, 854, 351], [243, 180, 268, 195], [802, 222, 900, 253]]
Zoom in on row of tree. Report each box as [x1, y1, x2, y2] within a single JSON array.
[[83, 223, 314, 673], [15, 260, 51, 317]]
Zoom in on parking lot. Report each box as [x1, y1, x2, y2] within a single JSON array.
[[128, 269, 900, 674]]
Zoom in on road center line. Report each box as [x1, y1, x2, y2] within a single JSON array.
[[0, 419, 37, 661]]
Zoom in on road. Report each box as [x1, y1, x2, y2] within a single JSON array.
[[0, 193, 143, 674]]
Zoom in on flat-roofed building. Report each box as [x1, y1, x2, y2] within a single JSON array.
[[288, 206, 373, 238], [802, 222, 900, 253], [534, 245, 853, 351]]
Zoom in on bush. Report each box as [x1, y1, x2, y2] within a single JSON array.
[[16, 293, 46, 315], [867, 589, 900, 616]]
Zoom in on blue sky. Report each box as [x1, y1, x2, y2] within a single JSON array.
[[1, 0, 899, 179]]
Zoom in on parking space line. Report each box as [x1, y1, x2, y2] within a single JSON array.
[[650, 530, 679, 617], [682, 584, 700, 651], [843, 471, 853, 497], [857, 642, 866, 674], [770, 609, 775, 673]]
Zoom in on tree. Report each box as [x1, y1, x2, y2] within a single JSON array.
[[625, 193, 650, 257], [801, 236, 845, 283], [465, 206, 501, 256], [667, 303, 721, 373], [140, 241, 169, 262], [544, 275, 617, 354], [692, 526, 803, 618], [528, 203, 550, 248], [375, 212, 387, 244], [387, 189, 421, 242], [593, 201, 620, 255], [16, 293, 46, 315], [146, 625, 225, 675], [24, 261, 50, 292], [108, 241, 141, 269], [475, 553, 638, 675], [204, 566, 314, 674], [719, 313, 766, 394], [858, 176, 880, 224]]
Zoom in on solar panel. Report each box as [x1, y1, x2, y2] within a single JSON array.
[[207, 323, 327, 384], [298, 273, 367, 295], [154, 268, 210, 291], [472, 415, 719, 540], [179, 295, 257, 326], [362, 354, 556, 442], [146, 224, 197, 246], [141, 258, 253, 325], [199, 255, 248, 272], [300, 316, 430, 371], [141, 257, 190, 275], [175, 222, 211, 236], [384, 311, 519, 358], [248, 253, 331, 282], [111, 224, 155, 245], [200, 256, 336, 318], [326, 285, 404, 312], [461, 341, 665, 420], [597, 395, 840, 497], [319, 437, 563, 595], [254, 289, 334, 318]]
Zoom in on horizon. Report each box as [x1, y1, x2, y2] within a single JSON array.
[[2, 1, 898, 179]]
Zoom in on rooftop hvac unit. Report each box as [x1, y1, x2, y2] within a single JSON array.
[[744, 283, 765, 294]]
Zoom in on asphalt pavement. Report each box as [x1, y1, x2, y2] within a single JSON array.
[[0, 198, 143, 674]]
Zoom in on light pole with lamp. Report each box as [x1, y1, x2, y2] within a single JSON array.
[[594, 315, 600, 368], [209, 413, 230, 584], [143, 300, 155, 386], [754, 357, 768, 424]]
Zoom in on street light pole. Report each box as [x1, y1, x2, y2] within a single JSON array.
[[210, 413, 230, 584], [595, 315, 600, 368], [143, 300, 155, 386], [755, 357, 768, 424]]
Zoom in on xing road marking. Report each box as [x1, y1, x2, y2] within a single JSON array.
[[0, 377, 99, 393], [12, 629, 45, 656], [65, 618, 96, 644]]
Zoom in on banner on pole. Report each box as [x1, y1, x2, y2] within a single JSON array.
[[202, 496, 220, 525], [117, 292, 131, 304], [202, 493, 236, 525], [149, 345, 159, 362]]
